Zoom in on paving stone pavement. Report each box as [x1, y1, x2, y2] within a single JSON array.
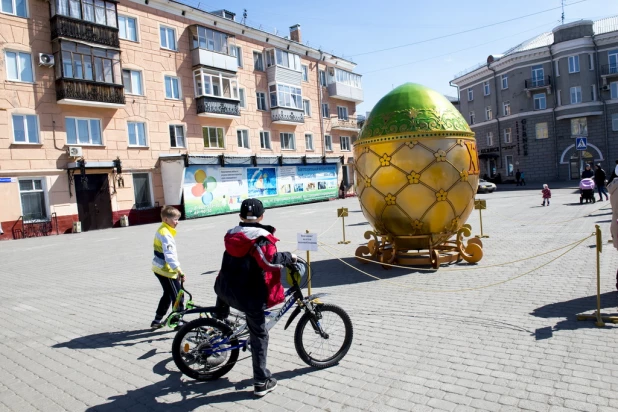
[[1, 186, 618, 412]]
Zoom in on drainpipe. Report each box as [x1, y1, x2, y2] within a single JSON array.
[[448, 79, 460, 105], [317, 51, 326, 158], [487, 64, 502, 170], [592, 35, 609, 171], [548, 45, 559, 180]]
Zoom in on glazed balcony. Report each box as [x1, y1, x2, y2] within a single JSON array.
[[524, 76, 552, 97], [271, 108, 305, 125], [330, 116, 360, 131], [50, 15, 120, 48], [327, 81, 364, 103], [56, 79, 125, 108], [196, 96, 240, 118]]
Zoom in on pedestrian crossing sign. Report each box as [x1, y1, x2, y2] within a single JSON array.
[[576, 137, 587, 150]]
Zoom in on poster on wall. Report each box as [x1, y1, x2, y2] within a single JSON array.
[[183, 164, 338, 218]]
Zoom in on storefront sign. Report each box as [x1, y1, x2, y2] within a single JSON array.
[[521, 119, 528, 156], [183, 164, 338, 218], [0, 178, 16, 183], [503, 145, 516, 150], [516, 121, 520, 155], [480, 147, 500, 154]]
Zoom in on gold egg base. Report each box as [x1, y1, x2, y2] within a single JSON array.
[[355, 225, 484, 269]]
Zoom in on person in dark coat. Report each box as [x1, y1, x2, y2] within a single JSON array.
[[515, 169, 521, 186], [582, 164, 594, 179], [214, 198, 296, 397], [594, 163, 609, 201]]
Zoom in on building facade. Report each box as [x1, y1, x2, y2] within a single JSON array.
[[451, 17, 618, 183], [0, 0, 363, 240]]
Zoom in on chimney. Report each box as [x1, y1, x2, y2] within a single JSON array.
[[290, 24, 301, 43]]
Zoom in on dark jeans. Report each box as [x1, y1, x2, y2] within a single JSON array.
[[215, 297, 271, 382], [597, 185, 609, 199], [153, 273, 183, 321]]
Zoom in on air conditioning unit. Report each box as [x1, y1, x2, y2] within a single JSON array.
[[39, 53, 55, 67], [68, 146, 83, 157], [601, 85, 610, 91], [328, 67, 335, 76]]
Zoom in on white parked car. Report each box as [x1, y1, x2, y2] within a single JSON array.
[[477, 179, 496, 193]]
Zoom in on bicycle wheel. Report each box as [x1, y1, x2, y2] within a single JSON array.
[[294, 303, 353, 368], [172, 318, 239, 381]]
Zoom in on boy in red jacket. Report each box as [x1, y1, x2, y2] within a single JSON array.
[[214, 198, 296, 397], [542, 184, 552, 206]]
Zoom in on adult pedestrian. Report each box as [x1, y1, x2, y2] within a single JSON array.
[[608, 160, 618, 184], [594, 163, 609, 201], [608, 179, 618, 290], [515, 169, 521, 186], [582, 164, 594, 179], [519, 170, 526, 186]]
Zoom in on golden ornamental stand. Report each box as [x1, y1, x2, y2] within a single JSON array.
[[337, 208, 351, 244], [474, 199, 489, 239], [576, 225, 618, 326]]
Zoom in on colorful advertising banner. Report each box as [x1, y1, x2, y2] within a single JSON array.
[[183, 164, 338, 218]]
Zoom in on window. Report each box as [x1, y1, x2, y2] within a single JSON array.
[[160, 26, 177, 51], [588, 54, 594, 71], [504, 128, 512, 143], [237, 129, 249, 148], [192, 26, 229, 53], [485, 106, 492, 121], [122, 69, 142, 95], [53, 0, 117, 26], [265, 48, 301, 71], [486, 132, 493, 146], [169, 125, 185, 148], [256, 92, 267, 111], [334, 69, 362, 88], [467, 88, 473, 101], [325, 135, 333, 151], [503, 101, 511, 116], [534, 93, 547, 110], [19, 179, 47, 222], [501, 74, 508, 89], [56, 41, 122, 84], [305, 133, 313, 151], [611, 82, 618, 100], [568, 55, 580, 73], [571, 118, 587, 136], [118, 16, 137, 41], [338, 106, 349, 120], [319, 70, 326, 86], [253, 51, 264, 71], [469, 111, 475, 125], [12, 114, 39, 144], [203, 126, 224, 148], [609, 51, 618, 74], [127, 121, 146, 146], [570, 86, 582, 104], [239, 88, 246, 109], [557, 89, 562, 106], [133, 173, 152, 209], [322, 103, 329, 118], [303, 99, 311, 117], [193, 70, 239, 100], [230, 46, 242, 68], [260, 131, 271, 149], [340, 136, 351, 151], [5, 51, 33, 82], [301, 65, 308, 82], [66, 117, 102, 145], [280, 132, 296, 150], [531, 65, 544, 86], [612, 114, 618, 131], [164, 75, 180, 99], [591, 85, 596, 102], [506, 155, 514, 177], [483, 81, 490, 96], [536, 122, 549, 139], [269, 83, 302, 109], [555, 60, 560, 76], [1, 0, 27, 16]]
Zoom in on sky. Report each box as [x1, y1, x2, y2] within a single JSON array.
[[182, 0, 618, 116]]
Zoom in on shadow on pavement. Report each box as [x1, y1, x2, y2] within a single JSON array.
[[52, 329, 175, 350], [530, 292, 618, 338], [86, 358, 314, 411]]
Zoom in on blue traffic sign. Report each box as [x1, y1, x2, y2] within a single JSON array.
[[576, 137, 587, 151]]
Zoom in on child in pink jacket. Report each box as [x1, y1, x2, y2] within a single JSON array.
[[542, 184, 551, 206]]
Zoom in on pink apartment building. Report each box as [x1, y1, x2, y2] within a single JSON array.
[[0, 0, 363, 240]]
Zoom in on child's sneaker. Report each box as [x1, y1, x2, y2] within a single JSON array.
[[254, 377, 277, 397], [150, 320, 164, 329]]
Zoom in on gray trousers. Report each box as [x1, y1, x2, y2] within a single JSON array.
[[215, 298, 271, 382]]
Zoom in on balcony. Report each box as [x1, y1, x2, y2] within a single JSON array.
[[524, 76, 551, 97], [601, 64, 618, 86], [327, 82, 364, 103], [271, 108, 305, 125], [191, 48, 237, 72], [330, 116, 360, 131], [196, 96, 240, 118], [266, 65, 302, 86], [50, 15, 119, 48], [56, 79, 125, 108]]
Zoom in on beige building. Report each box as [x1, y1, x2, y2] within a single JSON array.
[[0, 0, 363, 239]]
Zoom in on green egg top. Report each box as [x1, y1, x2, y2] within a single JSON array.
[[358, 83, 474, 143]]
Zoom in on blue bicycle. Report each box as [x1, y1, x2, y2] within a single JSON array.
[[171, 258, 353, 380]]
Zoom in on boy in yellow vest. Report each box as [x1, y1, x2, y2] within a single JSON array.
[[151, 206, 184, 329]]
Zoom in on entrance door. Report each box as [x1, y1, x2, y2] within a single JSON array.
[[75, 174, 113, 231]]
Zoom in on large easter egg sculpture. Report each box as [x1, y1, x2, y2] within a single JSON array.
[[354, 83, 483, 267]]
